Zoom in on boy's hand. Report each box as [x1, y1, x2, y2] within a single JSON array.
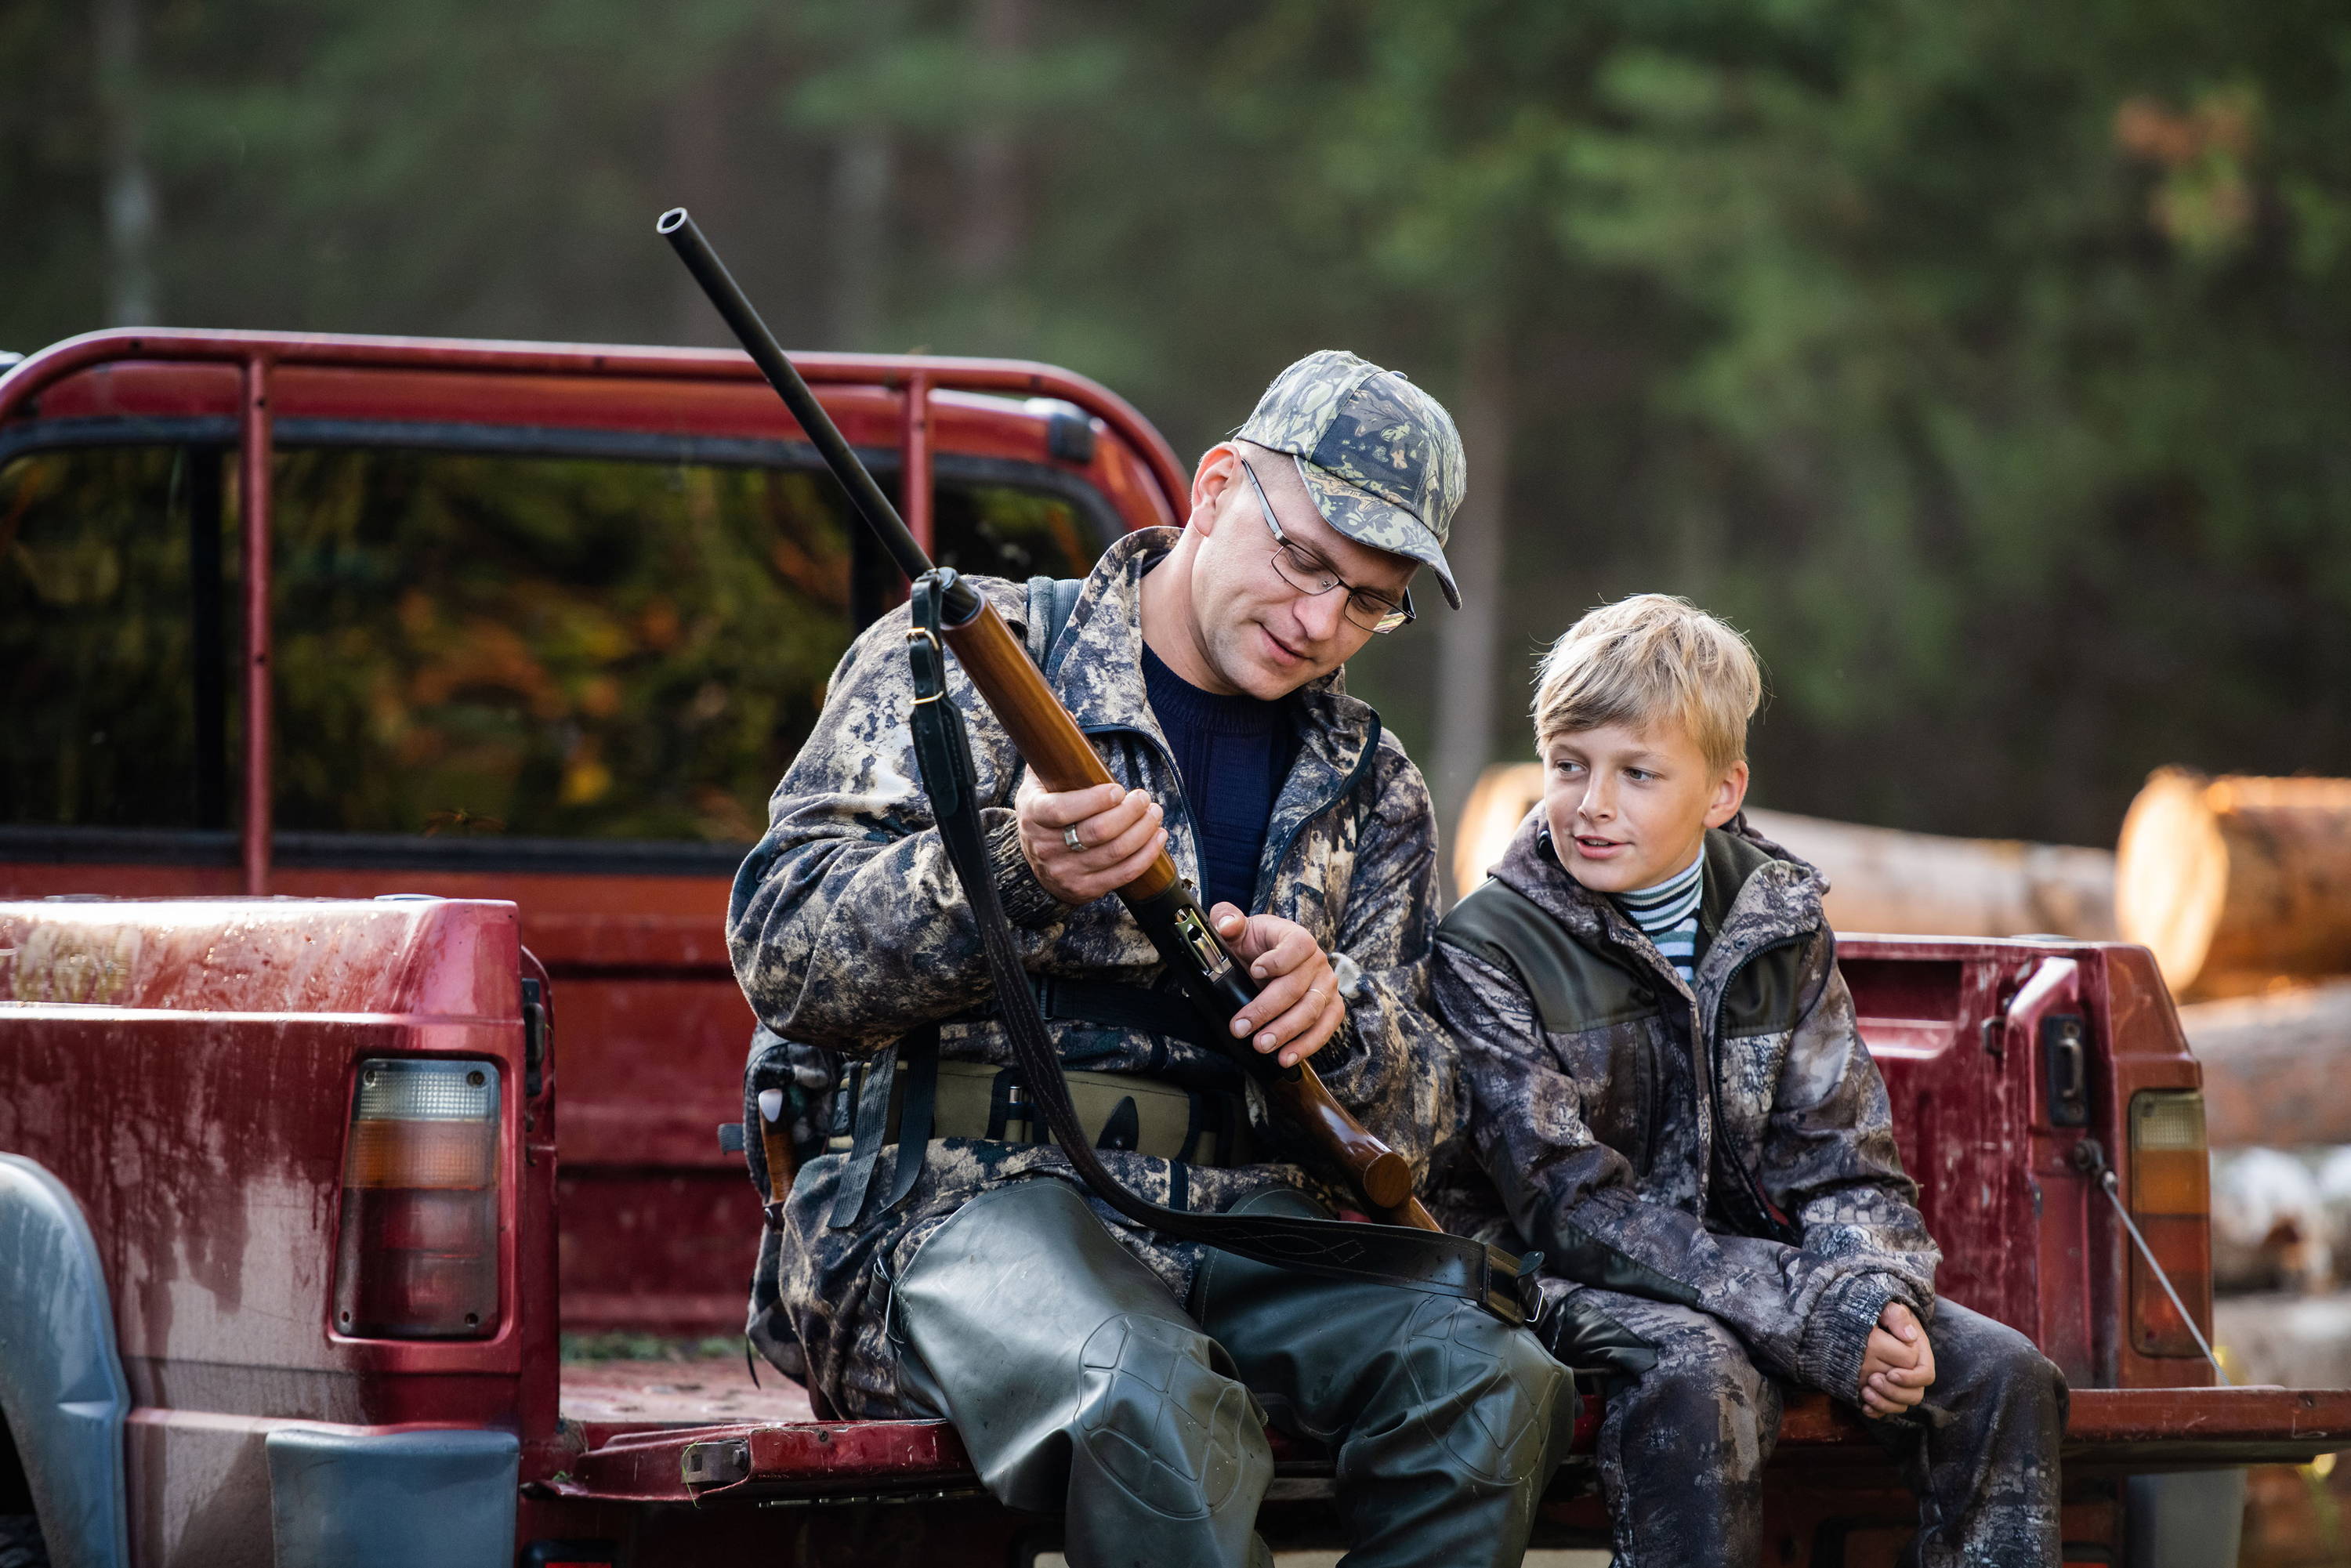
[[1016, 778, 1168, 905], [1212, 904, 1346, 1068], [1858, 1301, 1936, 1417]]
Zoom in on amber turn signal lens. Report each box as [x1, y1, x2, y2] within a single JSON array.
[[2128, 1091, 2214, 1360], [343, 1117, 497, 1190]]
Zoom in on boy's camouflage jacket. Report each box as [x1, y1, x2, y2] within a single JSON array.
[[1428, 812, 1939, 1407], [728, 527, 1457, 1417]]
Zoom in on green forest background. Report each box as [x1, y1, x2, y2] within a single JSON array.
[[7, 0, 2350, 849]]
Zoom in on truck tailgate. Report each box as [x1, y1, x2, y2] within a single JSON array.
[[547, 1366, 2351, 1506]]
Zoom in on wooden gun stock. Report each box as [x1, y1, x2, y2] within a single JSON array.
[[660, 206, 1433, 1232]]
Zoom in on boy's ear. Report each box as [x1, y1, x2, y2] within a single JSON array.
[[1702, 760, 1751, 831]]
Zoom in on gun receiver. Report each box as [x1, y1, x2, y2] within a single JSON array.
[[659, 207, 1427, 1226]]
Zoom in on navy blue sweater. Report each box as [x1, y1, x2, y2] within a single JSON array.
[[1141, 643, 1297, 916]]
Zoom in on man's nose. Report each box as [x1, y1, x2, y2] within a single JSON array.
[[1580, 779, 1616, 822], [1294, 585, 1349, 644]]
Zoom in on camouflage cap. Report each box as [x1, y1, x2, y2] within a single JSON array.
[[1233, 349, 1465, 609]]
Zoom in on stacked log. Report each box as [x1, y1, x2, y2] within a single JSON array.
[[2192, 975, 2351, 1565], [1741, 809, 2116, 940], [2183, 980, 2351, 1150], [1450, 762, 2117, 939], [2116, 770, 2351, 998], [2144, 777, 2351, 1287]]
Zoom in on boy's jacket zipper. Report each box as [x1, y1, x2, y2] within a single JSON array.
[[1701, 929, 1812, 1244]]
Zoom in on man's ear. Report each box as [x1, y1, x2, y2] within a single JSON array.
[[1703, 760, 1751, 830], [1186, 444, 1241, 534]]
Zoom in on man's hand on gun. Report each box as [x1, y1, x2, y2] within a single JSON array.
[[1208, 904, 1346, 1070], [1858, 1300, 1938, 1417], [1016, 777, 1345, 1069], [1017, 778, 1168, 904]]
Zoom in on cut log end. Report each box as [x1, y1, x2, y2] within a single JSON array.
[[2115, 767, 2232, 992], [2116, 768, 2351, 997], [1452, 761, 1546, 896]]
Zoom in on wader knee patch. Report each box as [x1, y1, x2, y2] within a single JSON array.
[[1078, 1313, 1264, 1520], [1403, 1294, 1560, 1489]]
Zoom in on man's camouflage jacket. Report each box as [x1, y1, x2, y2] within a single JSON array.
[[728, 527, 1457, 1418], [1428, 813, 1940, 1406]]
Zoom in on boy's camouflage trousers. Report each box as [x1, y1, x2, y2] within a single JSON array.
[[1577, 1291, 2066, 1567]]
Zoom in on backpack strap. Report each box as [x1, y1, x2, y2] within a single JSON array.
[[1023, 574, 1085, 674]]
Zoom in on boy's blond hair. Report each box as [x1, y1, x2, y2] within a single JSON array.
[[1532, 594, 1762, 773]]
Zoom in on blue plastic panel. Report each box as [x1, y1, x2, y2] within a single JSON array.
[[265, 1426, 518, 1568]]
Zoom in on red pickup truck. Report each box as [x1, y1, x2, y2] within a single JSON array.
[[1, 328, 2344, 1568]]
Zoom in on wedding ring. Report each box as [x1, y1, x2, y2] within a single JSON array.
[[1063, 826, 1087, 853]]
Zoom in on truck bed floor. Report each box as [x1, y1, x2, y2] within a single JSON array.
[[561, 1354, 815, 1429]]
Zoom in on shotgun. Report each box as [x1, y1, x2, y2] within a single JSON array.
[[659, 207, 1434, 1230]]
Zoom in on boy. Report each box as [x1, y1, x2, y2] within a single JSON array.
[[1429, 594, 2065, 1567]]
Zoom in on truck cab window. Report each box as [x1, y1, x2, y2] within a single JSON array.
[[2, 436, 1110, 852], [0, 447, 234, 831], [266, 447, 1105, 846], [268, 450, 857, 844], [934, 481, 1097, 585]]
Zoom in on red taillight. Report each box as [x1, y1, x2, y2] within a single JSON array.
[[333, 1058, 501, 1339], [2128, 1090, 2214, 1359]]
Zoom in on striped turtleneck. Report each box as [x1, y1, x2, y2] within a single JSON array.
[[1612, 850, 1704, 983]]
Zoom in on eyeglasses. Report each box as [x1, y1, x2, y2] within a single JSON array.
[[1237, 457, 1416, 635]]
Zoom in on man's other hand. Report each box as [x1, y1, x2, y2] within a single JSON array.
[[1016, 777, 1167, 905], [1858, 1300, 1937, 1417], [1211, 904, 1346, 1069]]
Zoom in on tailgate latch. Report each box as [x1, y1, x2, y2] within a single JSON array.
[[681, 1437, 752, 1489]]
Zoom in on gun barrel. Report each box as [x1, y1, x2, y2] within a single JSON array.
[[657, 207, 973, 617]]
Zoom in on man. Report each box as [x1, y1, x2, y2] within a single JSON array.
[[730, 351, 1568, 1568]]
